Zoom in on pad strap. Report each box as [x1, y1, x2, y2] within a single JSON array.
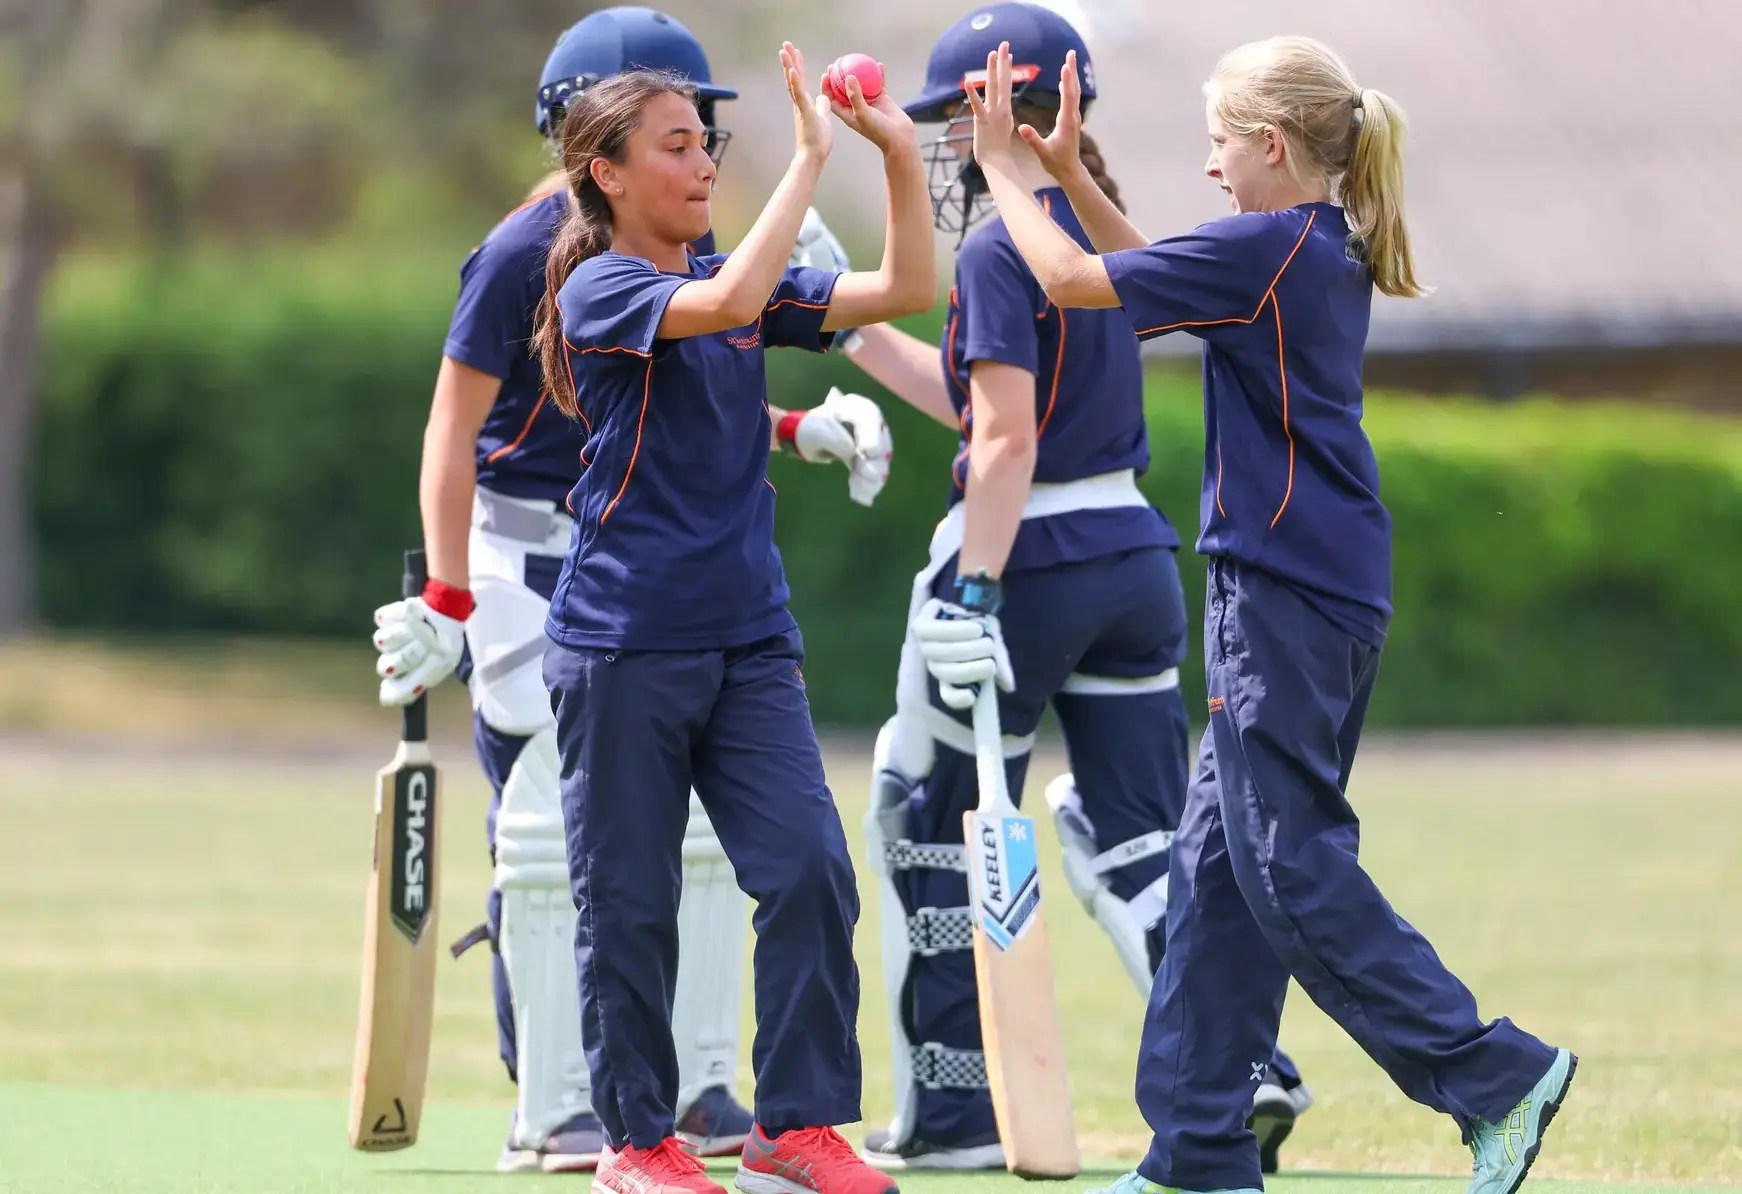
[[907, 906, 974, 955], [884, 840, 967, 873], [911, 1043, 988, 1090], [1091, 829, 1175, 876]]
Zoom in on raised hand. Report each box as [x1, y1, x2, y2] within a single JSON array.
[[960, 41, 1018, 166], [828, 75, 919, 158], [782, 42, 834, 163], [1019, 49, 1088, 184]]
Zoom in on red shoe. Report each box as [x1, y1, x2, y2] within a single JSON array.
[[734, 1125, 899, 1194], [596, 1137, 728, 1194]]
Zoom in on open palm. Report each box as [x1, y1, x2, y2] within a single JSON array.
[[782, 43, 833, 161], [1019, 49, 1087, 184]]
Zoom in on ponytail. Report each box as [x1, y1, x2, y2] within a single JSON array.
[[1206, 36, 1429, 300], [525, 68, 701, 422], [1075, 130, 1125, 214], [1344, 88, 1424, 299], [533, 179, 614, 420]]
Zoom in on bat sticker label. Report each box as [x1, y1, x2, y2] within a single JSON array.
[[969, 812, 1041, 951], [390, 767, 435, 943]]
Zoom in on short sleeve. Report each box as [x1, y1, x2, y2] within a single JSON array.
[[761, 265, 840, 353], [561, 253, 691, 357], [957, 232, 1042, 374], [443, 235, 542, 378], [1103, 211, 1311, 341]]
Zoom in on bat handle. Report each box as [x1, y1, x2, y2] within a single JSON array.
[[401, 549, 430, 746], [971, 684, 1009, 814]]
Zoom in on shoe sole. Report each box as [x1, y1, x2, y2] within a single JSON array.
[[541, 1150, 604, 1173], [1500, 1052, 1579, 1194], [496, 1149, 541, 1174], [1251, 1109, 1295, 1175], [858, 1143, 1006, 1171], [736, 1168, 899, 1194]]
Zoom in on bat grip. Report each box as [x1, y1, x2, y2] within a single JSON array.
[[971, 684, 1008, 813], [401, 549, 430, 745]]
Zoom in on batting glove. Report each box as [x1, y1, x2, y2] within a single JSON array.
[[776, 388, 893, 507], [912, 588, 1014, 711], [372, 581, 471, 707]]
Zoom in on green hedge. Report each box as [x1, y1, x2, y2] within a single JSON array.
[[35, 251, 1742, 725]]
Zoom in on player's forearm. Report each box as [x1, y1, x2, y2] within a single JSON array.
[[418, 418, 477, 591], [685, 153, 827, 333], [822, 145, 935, 330], [876, 143, 938, 316], [957, 431, 1035, 580], [979, 155, 1118, 309], [844, 323, 956, 427], [1056, 169, 1150, 254]]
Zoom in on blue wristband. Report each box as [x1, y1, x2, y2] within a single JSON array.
[[952, 571, 1002, 616]]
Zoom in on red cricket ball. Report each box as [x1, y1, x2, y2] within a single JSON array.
[[824, 53, 885, 107]]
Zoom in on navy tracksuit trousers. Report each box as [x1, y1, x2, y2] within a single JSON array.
[[543, 627, 862, 1150], [1137, 560, 1558, 1191]]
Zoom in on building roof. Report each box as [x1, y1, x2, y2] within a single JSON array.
[[698, 0, 1742, 353]]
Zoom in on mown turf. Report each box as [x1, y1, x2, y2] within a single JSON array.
[[2, 732, 1739, 1191]]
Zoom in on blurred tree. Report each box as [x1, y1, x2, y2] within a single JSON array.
[[0, 0, 139, 633], [0, 0, 603, 631]]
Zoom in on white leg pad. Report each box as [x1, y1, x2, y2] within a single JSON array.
[[673, 792, 749, 1113], [495, 728, 590, 1147], [1044, 772, 1173, 999], [866, 714, 986, 1150]]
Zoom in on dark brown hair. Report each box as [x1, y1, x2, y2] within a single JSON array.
[[1014, 101, 1125, 214], [531, 70, 701, 419]]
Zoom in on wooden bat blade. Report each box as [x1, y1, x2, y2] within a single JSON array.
[[348, 743, 439, 1151], [966, 806, 1079, 1179]]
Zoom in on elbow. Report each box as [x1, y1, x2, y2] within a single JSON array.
[[974, 426, 1038, 472], [886, 264, 938, 319], [1035, 257, 1105, 310], [721, 288, 767, 330], [1037, 273, 1092, 310]]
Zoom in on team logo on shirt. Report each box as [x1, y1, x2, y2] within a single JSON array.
[[726, 329, 761, 350]]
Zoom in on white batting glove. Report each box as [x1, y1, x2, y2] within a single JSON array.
[[912, 597, 1015, 710], [789, 207, 852, 273], [776, 388, 893, 507], [372, 596, 466, 707]]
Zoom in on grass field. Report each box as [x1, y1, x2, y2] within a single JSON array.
[[2, 723, 1740, 1193]]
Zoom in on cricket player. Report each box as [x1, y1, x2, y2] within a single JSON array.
[[529, 45, 934, 1194], [834, 5, 1310, 1173], [368, 8, 888, 1174], [961, 34, 1578, 1194]]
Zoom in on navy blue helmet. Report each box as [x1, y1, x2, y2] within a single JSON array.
[[536, 7, 738, 163], [902, 3, 1096, 237]]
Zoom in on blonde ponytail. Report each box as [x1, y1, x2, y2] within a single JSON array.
[[1345, 88, 1424, 298], [1206, 36, 1428, 299]]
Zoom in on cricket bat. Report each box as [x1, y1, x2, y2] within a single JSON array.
[[347, 549, 442, 1151], [964, 683, 1079, 1179]]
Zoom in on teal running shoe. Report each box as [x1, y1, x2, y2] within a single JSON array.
[[1466, 1048, 1578, 1194]]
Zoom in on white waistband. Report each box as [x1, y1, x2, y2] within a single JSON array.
[[926, 469, 1148, 565], [473, 487, 574, 558]]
